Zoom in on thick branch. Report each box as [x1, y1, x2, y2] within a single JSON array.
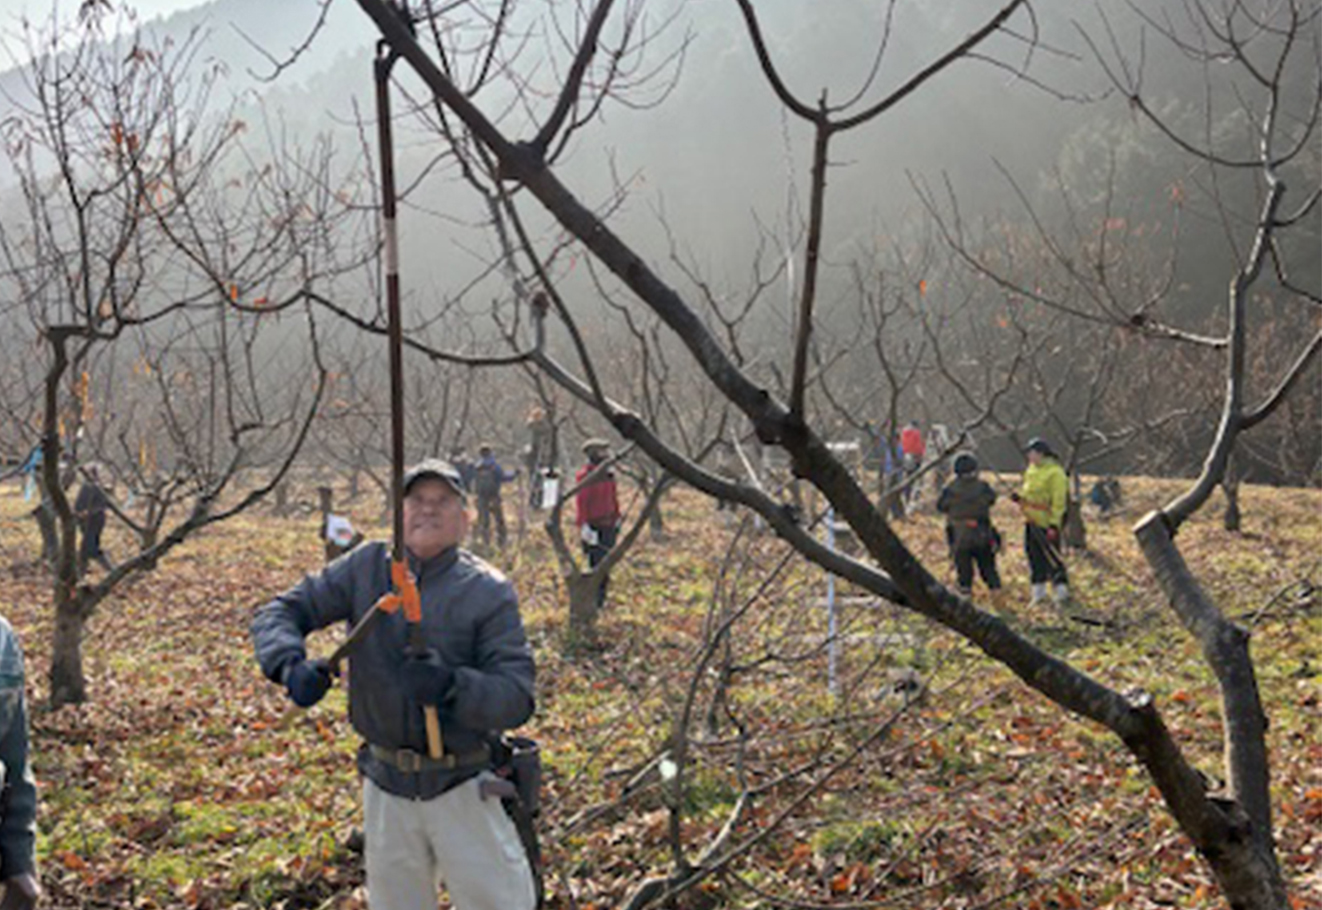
[[1241, 327, 1322, 430], [788, 113, 829, 420], [834, 0, 1027, 132], [1134, 512, 1282, 889], [730, 0, 816, 120], [1162, 161, 1287, 530], [532, 0, 618, 154]]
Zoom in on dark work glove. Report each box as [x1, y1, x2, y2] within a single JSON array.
[[1045, 526, 1060, 547], [285, 658, 336, 708], [402, 648, 455, 706], [1009, 491, 1021, 503]]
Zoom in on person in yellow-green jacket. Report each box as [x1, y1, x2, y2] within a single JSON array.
[[1011, 438, 1071, 608]]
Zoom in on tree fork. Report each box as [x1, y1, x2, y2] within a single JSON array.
[[1135, 513, 1278, 862]]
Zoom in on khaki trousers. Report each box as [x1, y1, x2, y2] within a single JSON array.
[[363, 773, 536, 910]]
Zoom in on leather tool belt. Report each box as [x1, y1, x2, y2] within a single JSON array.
[[369, 741, 490, 773]]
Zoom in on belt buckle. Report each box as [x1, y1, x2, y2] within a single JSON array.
[[395, 748, 424, 773]]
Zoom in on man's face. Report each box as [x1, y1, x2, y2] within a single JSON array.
[[403, 478, 469, 560], [1027, 449, 1044, 467]]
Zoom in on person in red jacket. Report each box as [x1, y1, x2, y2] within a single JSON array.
[[899, 421, 926, 465], [574, 439, 621, 608], [899, 421, 926, 505]]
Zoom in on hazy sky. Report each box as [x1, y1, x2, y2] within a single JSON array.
[[0, 0, 202, 26], [115, 0, 201, 17]]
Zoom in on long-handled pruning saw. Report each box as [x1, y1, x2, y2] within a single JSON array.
[[324, 7, 443, 760]]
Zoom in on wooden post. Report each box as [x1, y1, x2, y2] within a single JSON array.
[[273, 481, 290, 517], [318, 486, 337, 562]]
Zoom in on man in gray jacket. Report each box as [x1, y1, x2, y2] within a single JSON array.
[[251, 459, 536, 910]]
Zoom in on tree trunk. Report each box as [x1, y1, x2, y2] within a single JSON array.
[[1223, 480, 1241, 532], [1223, 457, 1242, 533], [319, 486, 336, 562], [649, 500, 665, 542], [565, 571, 604, 649], [273, 481, 290, 517], [141, 497, 160, 549], [1064, 499, 1088, 550], [1135, 513, 1286, 909], [33, 500, 58, 566], [49, 595, 89, 708], [705, 632, 733, 737]]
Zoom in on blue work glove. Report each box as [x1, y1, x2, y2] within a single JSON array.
[[401, 648, 455, 706], [284, 658, 336, 708]]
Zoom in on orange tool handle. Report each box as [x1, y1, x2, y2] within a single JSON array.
[[391, 560, 422, 623], [392, 560, 444, 759]]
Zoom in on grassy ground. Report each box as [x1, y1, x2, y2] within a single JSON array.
[[0, 474, 1318, 909]]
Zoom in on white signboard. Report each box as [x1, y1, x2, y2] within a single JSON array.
[[325, 514, 357, 548], [541, 476, 560, 511]]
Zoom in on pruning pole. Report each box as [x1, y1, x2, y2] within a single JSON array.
[[825, 506, 839, 698], [376, 31, 444, 760]]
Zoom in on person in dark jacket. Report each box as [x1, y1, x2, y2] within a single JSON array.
[[251, 459, 536, 910], [936, 453, 1002, 600], [1089, 477, 1122, 516], [0, 618, 39, 909], [74, 465, 113, 574], [574, 440, 622, 609], [471, 445, 517, 550]]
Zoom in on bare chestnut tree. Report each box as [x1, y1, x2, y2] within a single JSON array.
[[0, 12, 353, 707], [349, 0, 1319, 905]]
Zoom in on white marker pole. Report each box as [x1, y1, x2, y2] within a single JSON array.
[[826, 506, 838, 697]]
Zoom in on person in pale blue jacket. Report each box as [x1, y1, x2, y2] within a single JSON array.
[[9, 448, 56, 566]]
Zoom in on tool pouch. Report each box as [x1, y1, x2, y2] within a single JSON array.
[[489, 735, 545, 906], [490, 735, 541, 812], [505, 735, 541, 816]]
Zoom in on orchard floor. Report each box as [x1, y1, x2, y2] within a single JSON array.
[[0, 475, 1318, 909]]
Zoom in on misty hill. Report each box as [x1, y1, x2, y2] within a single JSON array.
[[0, 0, 367, 148], [0, 0, 1314, 479], [133, 0, 366, 86]]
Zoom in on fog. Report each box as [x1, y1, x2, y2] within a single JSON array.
[[0, 0, 1317, 481], [0, 1, 1131, 300]]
